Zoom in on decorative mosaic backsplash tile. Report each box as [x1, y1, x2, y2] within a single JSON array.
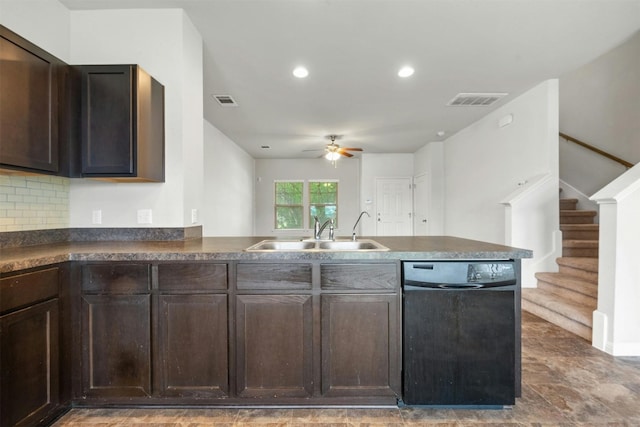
[[0, 174, 70, 232]]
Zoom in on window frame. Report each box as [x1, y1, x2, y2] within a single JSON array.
[[274, 180, 305, 230], [273, 179, 339, 231], [308, 180, 339, 228]]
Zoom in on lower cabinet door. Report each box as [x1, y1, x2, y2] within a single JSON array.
[[0, 299, 60, 427], [157, 294, 229, 397], [81, 294, 151, 398], [236, 294, 313, 398], [321, 294, 400, 397]]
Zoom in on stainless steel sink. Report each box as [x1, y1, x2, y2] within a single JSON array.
[[245, 240, 317, 251], [245, 239, 389, 252], [317, 239, 388, 251]]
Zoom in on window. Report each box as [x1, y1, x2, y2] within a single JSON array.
[[274, 180, 338, 230], [275, 181, 303, 229], [309, 181, 338, 227]]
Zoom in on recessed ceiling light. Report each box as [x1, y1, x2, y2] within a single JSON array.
[[398, 66, 414, 78], [293, 66, 309, 78], [436, 131, 445, 137]]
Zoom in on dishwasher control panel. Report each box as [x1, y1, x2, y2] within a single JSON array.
[[403, 261, 516, 287]]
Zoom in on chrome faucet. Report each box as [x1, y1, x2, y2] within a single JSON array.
[[314, 216, 334, 240], [352, 211, 370, 240]]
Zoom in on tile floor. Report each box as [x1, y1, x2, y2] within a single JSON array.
[[53, 312, 640, 426]]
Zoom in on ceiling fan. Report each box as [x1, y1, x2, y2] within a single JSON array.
[[319, 135, 363, 161]]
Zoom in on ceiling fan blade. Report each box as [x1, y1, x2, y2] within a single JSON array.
[[341, 147, 363, 152], [338, 150, 354, 158]]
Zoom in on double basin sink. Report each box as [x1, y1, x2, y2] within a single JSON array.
[[245, 239, 389, 252]]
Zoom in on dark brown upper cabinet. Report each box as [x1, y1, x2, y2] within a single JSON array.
[[0, 25, 67, 174], [78, 65, 165, 182]]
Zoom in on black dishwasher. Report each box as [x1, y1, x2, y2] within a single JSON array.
[[402, 260, 519, 406]]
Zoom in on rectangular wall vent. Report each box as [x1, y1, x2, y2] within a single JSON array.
[[212, 94, 238, 107], [447, 93, 508, 107]]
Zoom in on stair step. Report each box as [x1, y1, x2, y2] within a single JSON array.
[[561, 224, 599, 240], [560, 210, 597, 224], [522, 290, 593, 341], [557, 257, 599, 283], [559, 198, 578, 210], [535, 272, 597, 304], [562, 239, 598, 257]]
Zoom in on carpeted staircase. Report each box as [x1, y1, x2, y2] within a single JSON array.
[[522, 198, 599, 341]]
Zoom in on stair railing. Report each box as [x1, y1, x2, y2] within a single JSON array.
[[559, 132, 634, 169]]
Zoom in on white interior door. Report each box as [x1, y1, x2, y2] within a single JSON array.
[[375, 177, 413, 236], [413, 173, 429, 236]]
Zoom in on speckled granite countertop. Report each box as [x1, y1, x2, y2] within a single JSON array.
[[1, 236, 532, 273]]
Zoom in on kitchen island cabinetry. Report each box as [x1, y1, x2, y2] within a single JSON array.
[[0, 267, 61, 427], [320, 263, 401, 398], [235, 262, 314, 398], [156, 263, 229, 398], [80, 263, 152, 398]]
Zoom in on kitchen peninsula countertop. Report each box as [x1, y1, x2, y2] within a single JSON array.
[[1, 236, 532, 273]]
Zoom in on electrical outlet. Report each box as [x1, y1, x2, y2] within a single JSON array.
[[191, 209, 198, 224], [92, 210, 102, 225], [137, 209, 153, 224]]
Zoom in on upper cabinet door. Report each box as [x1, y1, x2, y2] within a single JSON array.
[[0, 26, 61, 173], [79, 64, 165, 182]]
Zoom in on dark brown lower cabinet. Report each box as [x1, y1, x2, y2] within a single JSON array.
[[321, 294, 400, 397], [81, 294, 151, 398], [0, 299, 60, 426], [236, 294, 313, 398], [156, 294, 229, 398]]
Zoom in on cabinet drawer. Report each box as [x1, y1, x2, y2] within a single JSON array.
[[0, 268, 59, 313], [158, 263, 228, 292], [237, 263, 312, 290], [82, 263, 150, 293], [320, 263, 398, 291]]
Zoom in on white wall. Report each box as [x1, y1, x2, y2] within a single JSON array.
[[360, 153, 414, 236], [560, 30, 640, 195], [254, 159, 360, 237], [591, 164, 640, 356], [443, 80, 560, 248], [203, 121, 254, 236], [0, 0, 70, 62], [413, 142, 445, 235], [68, 9, 203, 228]]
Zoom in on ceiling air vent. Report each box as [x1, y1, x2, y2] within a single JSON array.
[[212, 94, 238, 107], [447, 93, 508, 107]]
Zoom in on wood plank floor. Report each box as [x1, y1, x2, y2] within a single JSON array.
[[52, 312, 640, 426]]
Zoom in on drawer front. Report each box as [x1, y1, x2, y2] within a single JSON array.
[[0, 268, 59, 313], [82, 263, 150, 293], [158, 263, 228, 292], [237, 263, 312, 290], [320, 263, 398, 291]]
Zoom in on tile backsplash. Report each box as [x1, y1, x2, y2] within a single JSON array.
[[0, 173, 70, 232]]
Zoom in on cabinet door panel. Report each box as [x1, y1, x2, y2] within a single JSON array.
[[237, 263, 312, 290], [320, 263, 398, 291], [158, 263, 228, 292], [81, 263, 150, 293], [81, 294, 151, 397], [0, 27, 59, 172], [0, 299, 59, 427], [81, 66, 134, 174], [321, 294, 400, 397], [0, 267, 58, 313], [236, 295, 313, 398], [157, 294, 229, 397]]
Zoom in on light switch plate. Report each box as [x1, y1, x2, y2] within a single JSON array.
[[191, 209, 198, 224]]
